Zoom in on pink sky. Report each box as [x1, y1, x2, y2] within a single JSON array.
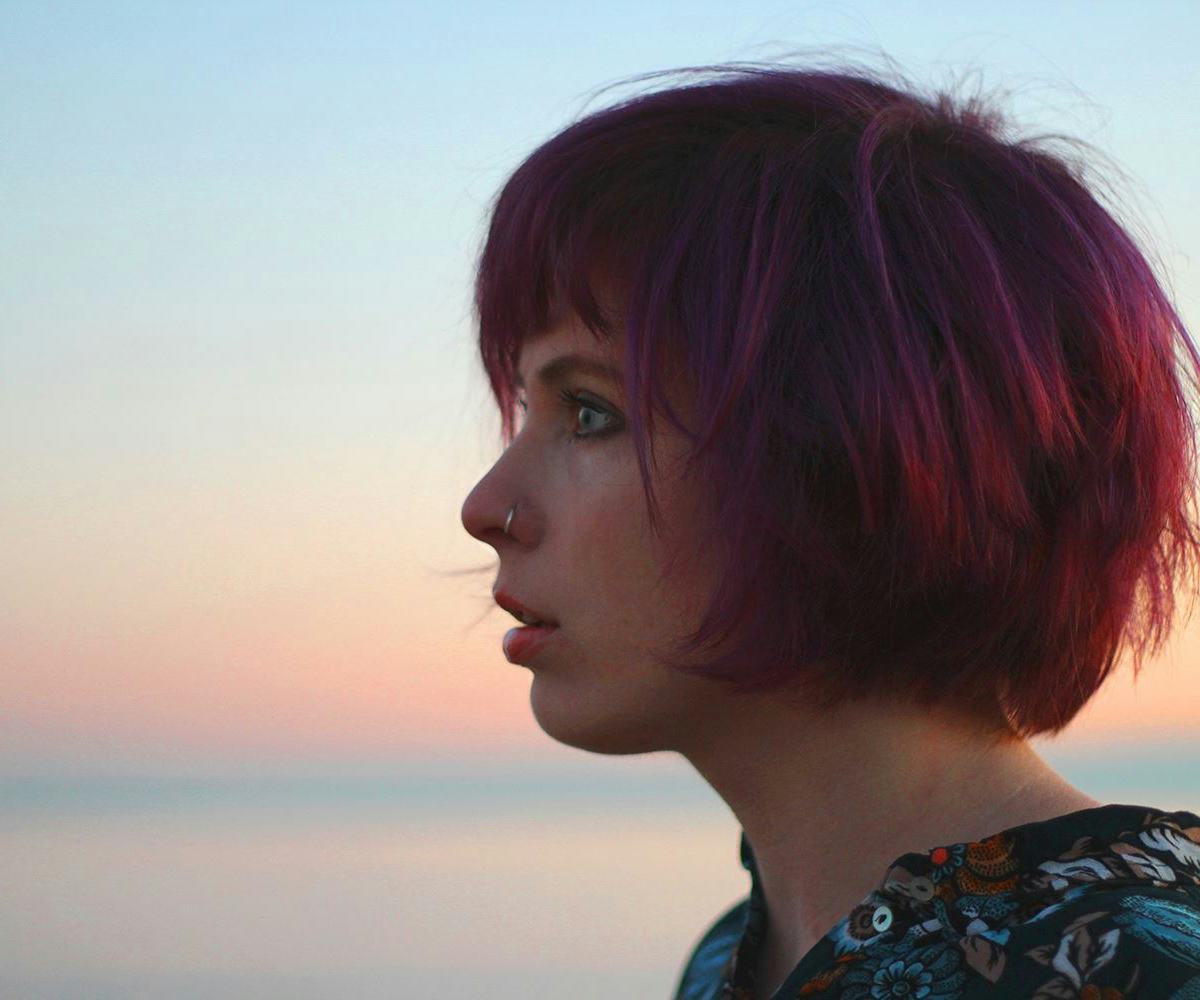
[[4, 472, 1198, 771]]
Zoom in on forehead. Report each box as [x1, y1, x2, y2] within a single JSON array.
[[514, 309, 625, 389]]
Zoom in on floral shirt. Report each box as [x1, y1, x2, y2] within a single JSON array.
[[673, 803, 1200, 1000]]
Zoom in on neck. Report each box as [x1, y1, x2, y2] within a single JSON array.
[[680, 694, 1100, 996]]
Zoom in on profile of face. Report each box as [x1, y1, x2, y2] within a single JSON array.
[[460, 306, 731, 757]]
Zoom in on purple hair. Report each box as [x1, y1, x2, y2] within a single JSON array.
[[470, 59, 1200, 739]]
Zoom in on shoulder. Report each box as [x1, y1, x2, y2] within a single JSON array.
[[821, 884, 1200, 1000], [673, 896, 750, 1000], [1063, 885, 1200, 994], [791, 806, 1200, 998], [993, 883, 1200, 998], [966, 882, 1200, 999]]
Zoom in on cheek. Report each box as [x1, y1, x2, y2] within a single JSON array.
[[566, 466, 653, 561], [554, 491, 663, 644], [559, 445, 712, 650]]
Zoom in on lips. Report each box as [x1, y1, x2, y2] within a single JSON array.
[[493, 589, 559, 627], [502, 622, 560, 664]]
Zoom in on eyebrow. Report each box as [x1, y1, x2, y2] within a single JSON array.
[[514, 353, 624, 390]]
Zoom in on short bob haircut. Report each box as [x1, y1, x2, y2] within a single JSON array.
[[470, 57, 1200, 740]]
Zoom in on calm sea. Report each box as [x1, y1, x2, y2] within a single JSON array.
[[2, 745, 1196, 999]]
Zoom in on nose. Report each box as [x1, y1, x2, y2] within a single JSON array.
[[460, 463, 518, 548]]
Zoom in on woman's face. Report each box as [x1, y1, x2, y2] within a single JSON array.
[[460, 308, 728, 755]]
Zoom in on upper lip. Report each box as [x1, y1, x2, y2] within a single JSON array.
[[494, 589, 558, 627]]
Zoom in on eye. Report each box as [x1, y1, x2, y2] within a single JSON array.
[[514, 390, 621, 442], [557, 388, 620, 442]]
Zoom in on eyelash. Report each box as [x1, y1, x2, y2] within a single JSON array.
[[516, 389, 620, 442]]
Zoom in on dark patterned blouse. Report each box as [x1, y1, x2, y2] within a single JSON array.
[[673, 803, 1200, 1000]]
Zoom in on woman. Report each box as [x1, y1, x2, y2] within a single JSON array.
[[459, 59, 1200, 999]]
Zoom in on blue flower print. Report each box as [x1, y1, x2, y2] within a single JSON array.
[[840, 939, 967, 1000], [872, 958, 933, 999], [927, 843, 968, 884]]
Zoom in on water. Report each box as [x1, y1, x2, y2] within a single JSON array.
[[2, 747, 1196, 999], [0, 757, 739, 1000]]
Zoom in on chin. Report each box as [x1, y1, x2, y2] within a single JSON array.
[[528, 676, 668, 756]]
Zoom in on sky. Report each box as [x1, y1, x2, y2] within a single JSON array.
[[2, 0, 1199, 779]]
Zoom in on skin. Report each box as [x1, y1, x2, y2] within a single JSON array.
[[460, 303, 1101, 1000]]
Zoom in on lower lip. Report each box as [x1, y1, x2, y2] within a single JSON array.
[[503, 624, 560, 664]]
